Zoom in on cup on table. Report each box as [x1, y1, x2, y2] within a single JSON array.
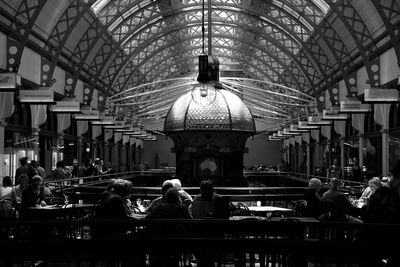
[[257, 201, 261, 207], [79, 199, 83, 205], [143, 199, 150, 208]]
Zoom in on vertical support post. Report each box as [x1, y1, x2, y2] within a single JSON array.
[[0, 123, 5, 178], [77, 136, 83, 169], [104, 142, 109, 170], [359, 134, 364, 168], [32, 128, 40, 162], [382, 129, 389, 176], [307, 144, 310, 176], [207, 0, 212, 55], [340, 138, 345, 171]]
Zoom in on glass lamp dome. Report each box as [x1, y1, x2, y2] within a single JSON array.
[[164, 83, 255, 132]]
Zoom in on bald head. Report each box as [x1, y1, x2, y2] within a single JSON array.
[[330, 178, 340, 190]]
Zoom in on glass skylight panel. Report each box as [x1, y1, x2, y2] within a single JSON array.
[[91, 0, 111, 14], [311, 0, 329, 14]]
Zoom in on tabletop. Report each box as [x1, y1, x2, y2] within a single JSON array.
[[247, 206, 292, 212]]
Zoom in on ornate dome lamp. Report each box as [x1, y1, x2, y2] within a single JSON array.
[[164, 0, 255, 185]]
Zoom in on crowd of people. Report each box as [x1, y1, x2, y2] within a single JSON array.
[[303, 160, 400, 225]]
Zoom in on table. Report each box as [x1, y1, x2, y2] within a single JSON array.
[[248, 206, 292, 212], [25, 204, 94, 219]]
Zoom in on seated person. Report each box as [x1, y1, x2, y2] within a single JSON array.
[[189, 179, 228, 219], [303, 178, 325, 218], [146, 188, 191, 221], [359, 177, 382, 202], [94, 179, 134, 238], [364, 161, 400, 224], [97, 179, 133, 219], [0, 176, 13, 200], [171, 178, 193, 208], [20, 175, 53, 218], [11, 174, 29, 206], [146, 188, 191, 267], [146, 179, 174, 213], [321, 178, 362, 223]]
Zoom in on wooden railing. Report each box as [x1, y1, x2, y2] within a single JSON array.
[[0, 219, 399, 267]]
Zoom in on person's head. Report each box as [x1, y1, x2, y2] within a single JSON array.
[[164, 188, 181, 204], [333, 158, 338, 165], [161, 180, 174, 197], [112, 179, 132, 199], [2, 176, 11, 187], [56, 161, 66, 169], [18, 174, 29, 189], [308, 178, 322, 191], [20, 157, 28, 166], [30, 160, 38, 168], [30, 175, 43, 192], [94, 158, 101, 165], [106, 178, 116, 191], [171, 178, 182, 190], [329, 178, 340, 190], [368, 177, 382, 194], [200, 179, 214, 200]]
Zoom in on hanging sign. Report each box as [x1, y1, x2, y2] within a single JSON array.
[[19, 88, 54, 104], [308, 115, 331, 125], [283, 127, 300, 136], [322, 109, 348, 120], [91, 116, 114, 125], [143, 134, 157, 141], [74, 109, 100, 120], [269, 135, 282, 141], [50, 101, 80, 113], [364, 88, 399, 102], [0, 73, 21, 90], [103, 120, 125, 129], [298, 120, 319, 130], [340, 100, 371, 113], [290, 124, 309, 132]]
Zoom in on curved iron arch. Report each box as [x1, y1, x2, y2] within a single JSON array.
[[103, 3, 323, 91], [108, 17, 316, 95], [134, 43, 301, 92], [123, 31, 305, 90]]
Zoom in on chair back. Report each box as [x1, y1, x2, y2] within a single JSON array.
[[191, 200, 216, 219]]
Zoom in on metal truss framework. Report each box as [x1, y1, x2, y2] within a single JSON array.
[[1, 0, 399, 129]]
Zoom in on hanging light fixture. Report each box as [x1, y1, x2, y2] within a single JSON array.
[[191, 0, 217, 106]]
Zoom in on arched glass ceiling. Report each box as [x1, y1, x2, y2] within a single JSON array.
[[90, 0, 331, 93], [90, 0, 331, 131]]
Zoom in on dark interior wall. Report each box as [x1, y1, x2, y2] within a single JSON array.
[[142, 136, 175, 169], [244, 135, 282, 168]]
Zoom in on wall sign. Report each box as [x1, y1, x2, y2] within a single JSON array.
[[364, 88, 399, 102], [50, 101, 80, 113], [19, 88, 54, 104], [298, 120, 319, 129], [308, 115, 331, 125], [74, 109, 100, 120], [91, 116, 114, 125], [340, 101, 371, 113], [0, 73, 21, 90], [322, 109, 348, 120]]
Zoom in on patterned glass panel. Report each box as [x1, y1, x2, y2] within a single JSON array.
[[221, 90, 255, 131], [185, 90, 231, 130], [164, 93, 191, 131]]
